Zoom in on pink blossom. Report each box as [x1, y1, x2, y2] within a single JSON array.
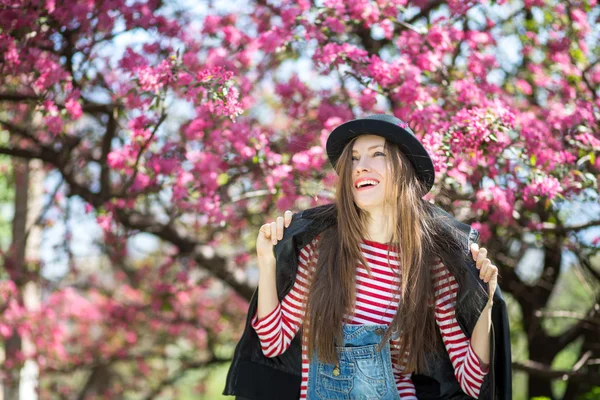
[[125, 331, 137, 344], [132, 173, 152, 191], [107, 146, 136, 170], [575, 133, 600, 150], [471, 222, 492, 243], [0, 324, 12, 338], [197, 66, 234, 84], [3, 37, 20, 67], [380, 19, 394, 40], [135, 59, 172, 94], [119, 48, 147, 71], [324, 17, 346, 35], [323, 0, 346, 13], [184, 118, 210, 141], [524, 0, 546, 7], [365, 56, 402, 86], [292, 146, 325, 173], [44, 115, 63, 136], [358, 88, 378, 111], [201, 86, 243, 121], [467, 51, 498, 78], [202, 15, 222, 35], [522, 175, 563, 208], [348, 0, 380, 25], [427, 25, 452, 51], [515, 79, 532, 95], [313, 43, 368, 68], [223, 26, 245, 47], [258, 27, 290, 53], [65, 95, 82, 119]]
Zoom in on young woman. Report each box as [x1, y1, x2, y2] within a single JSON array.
[[232, 114, 505, 399]]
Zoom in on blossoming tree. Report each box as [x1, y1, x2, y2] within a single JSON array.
[[0, 0, 599, 398]]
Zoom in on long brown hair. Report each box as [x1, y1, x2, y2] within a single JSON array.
[[304, 134, 479, 373]]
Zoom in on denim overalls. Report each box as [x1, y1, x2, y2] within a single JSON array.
[[307, 323, 402, 399]]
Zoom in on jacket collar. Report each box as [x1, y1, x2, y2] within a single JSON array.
[[275, 202, 493, 309], [287, 202, 477, 254]]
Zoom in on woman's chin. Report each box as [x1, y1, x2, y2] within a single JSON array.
[[353, 198, 383, 210]]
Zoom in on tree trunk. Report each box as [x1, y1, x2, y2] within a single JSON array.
[[2, 149, 29, 400], [2, 151, 43, 400]]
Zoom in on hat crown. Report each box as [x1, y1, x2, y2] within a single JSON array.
[[362, 114, 415, 136]]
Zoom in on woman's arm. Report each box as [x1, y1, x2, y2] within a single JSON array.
[[432, 260, 489, 399], [256, 256, 279, 320], [469, 301, 492, 368], [469, 243, 499, 368], [251, 236, 319, 357]]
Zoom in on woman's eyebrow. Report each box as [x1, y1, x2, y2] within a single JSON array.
[[352, 145, 384, 153]]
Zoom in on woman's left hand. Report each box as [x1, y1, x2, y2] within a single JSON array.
[[470, 243, 498, 304]]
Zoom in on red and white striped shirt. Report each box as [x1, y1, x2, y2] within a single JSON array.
[[251, 235, 489, 399]]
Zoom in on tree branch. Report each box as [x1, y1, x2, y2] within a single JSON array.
[[556, 297, 600, 352], [100, 108, 117, 200], [512, 351, 596, 382], [114, 208, 255, 300], [541, 219, 600, 234]]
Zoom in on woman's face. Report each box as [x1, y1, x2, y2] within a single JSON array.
[[351, 134, 391, 211]]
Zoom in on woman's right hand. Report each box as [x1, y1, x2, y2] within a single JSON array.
[[256, 210, 294, 262]]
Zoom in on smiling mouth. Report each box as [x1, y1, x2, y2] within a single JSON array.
[[355, 181, 380, 190]]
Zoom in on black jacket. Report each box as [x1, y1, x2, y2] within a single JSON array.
[[223, 203, 512, 399]]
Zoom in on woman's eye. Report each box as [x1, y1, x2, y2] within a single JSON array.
[[375, 152, 385, 156]]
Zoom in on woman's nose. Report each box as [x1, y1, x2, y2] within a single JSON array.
[[355, 157, 371, 172]]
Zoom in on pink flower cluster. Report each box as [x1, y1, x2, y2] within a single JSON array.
[[449, 103, 515, 156], [473, 185, 516, 226], [522, 175, 563, 209], [292, 146, 326, 173], [313, 43, 369, 68], [135, 59, 174, 94]]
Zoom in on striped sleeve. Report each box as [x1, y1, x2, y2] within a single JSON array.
[[432, 259, 489, 399], [251, 235, 319, 358], [390, 337, 417, 399]]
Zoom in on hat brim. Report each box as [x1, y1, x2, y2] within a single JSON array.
[[326, 119, 435, 192]]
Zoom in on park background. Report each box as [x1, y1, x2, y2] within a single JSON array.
[[0, 0, 599, 399]]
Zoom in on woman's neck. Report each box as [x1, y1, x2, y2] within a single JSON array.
[[364, 207, 393, 244]]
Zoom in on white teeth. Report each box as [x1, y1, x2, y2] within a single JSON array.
[[356, 180, 379, 188]]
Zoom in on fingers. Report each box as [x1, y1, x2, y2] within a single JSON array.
[[472, 245, 497, 283], [476, 247, 487, 269], [260, 223, 271, 240], [270, 221, 277, 245], [263, 210, 293, 245], [276, 216, 284, 240], [284, 210, 293, 228], [479, 258, 492, 280], [479, 258, 498, 283], [470, 243, 479, 260]]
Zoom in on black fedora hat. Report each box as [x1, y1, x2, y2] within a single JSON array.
[[325, 114, 435, 194]]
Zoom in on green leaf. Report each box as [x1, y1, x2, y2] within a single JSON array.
[[161, 300, 173, 312], [590, 152, 596, 165], [217, 173, 229, 186], [569, 47, 586, 65], [530, 154, 537, 166]]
